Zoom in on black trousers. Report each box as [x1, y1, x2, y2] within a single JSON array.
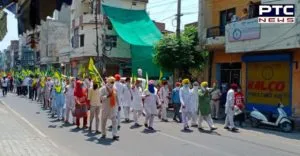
[[29, 86, 33, 99], [2, 87, 7, 96], [17, 87, 22, 95], [22, 86, 28, 96], [173, 103, 182, 122]]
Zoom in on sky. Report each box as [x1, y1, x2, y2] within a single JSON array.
[[0, 10, 18, 51], [0, 0, 198, 51]]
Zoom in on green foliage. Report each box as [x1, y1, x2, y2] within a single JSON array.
[[154, 26, 209, 74]]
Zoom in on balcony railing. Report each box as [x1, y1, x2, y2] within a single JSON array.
[[206, 26, 225, 38]]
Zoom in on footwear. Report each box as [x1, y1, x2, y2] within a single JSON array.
[[112, 136, 120, 140], [210, 127, 218, 131], [101, 135, 106, 139], [125, 119, 130, 123], [144, 123, 148, 128], [191, 124, 198, 128], [108, 125, 112, 129], [224, 126, 229, 130], [231, 127, 239, 132], [83, 126, 88, 129], [88, 127, 92, 132], [148, 127, 154, 131], [198, 127, 204, 131], [134, 123, 141, 127], [118, 125, 121, 130], [184, 126, 190, 131], [95, 130, 101, 134]]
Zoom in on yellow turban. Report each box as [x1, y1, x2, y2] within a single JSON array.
[[182, 79, 190, 84], [201, 81, 208, 88], [107, 76, 115, 83]]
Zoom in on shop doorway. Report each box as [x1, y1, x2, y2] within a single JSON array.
[[220, 63, 241, 85]]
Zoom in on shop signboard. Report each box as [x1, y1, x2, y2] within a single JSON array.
[[227, 18, 261, 42], [247, 62, 290, 106]]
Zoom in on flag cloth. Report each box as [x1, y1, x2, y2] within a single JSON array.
[[145, 72, 149, 90], [88, 57, 103, 84]]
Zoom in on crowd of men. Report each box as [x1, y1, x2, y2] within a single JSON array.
[[0, 73, 246, 140]]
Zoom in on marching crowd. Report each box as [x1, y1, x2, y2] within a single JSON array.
[[0, 73, 246, 140]]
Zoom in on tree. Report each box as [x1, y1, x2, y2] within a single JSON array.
[[154, 26, 209, 78]]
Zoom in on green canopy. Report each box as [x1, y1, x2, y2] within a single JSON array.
[[102, 5, 161, 77]]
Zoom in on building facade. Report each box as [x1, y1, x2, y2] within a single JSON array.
[[69, 0, 148, 77], [200, 0, 300, 116]]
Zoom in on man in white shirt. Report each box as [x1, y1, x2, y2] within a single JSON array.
[[224, 83, 238, 132], [1, 76, 8, 96]]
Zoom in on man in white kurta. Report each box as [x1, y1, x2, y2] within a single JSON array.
[[190, 82, 199, 127], [65, 78, 75, 124], [158, 79, 170, 122], [131, 80, 143, 126], [113, 74, 123, 129], [224, 84, 238, 132], [180, 79, 193, 131], [143, 81, 161, 131], [100, 76, 119, 140], [122, 78, 133, 123]]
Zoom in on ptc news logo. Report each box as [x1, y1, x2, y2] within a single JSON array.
[[258, 4, 295, 23]]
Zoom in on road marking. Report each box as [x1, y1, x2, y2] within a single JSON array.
[[158, 131, 237, 156]]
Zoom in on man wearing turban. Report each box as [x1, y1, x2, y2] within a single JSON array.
[[197, 82, 217, 131], [100, 76, 120, 140], [180, 79, 193, 131]]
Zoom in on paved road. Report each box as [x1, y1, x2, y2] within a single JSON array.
[[1, 93, 300, 156]]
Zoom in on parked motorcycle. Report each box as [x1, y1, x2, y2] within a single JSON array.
[[250, 103, 293, 132]]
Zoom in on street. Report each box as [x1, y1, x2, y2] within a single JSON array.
[[0, 93, 300, 156]]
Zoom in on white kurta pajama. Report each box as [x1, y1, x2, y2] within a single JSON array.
[[180, 86, 192, 128], [100, 86, 119, 137], [122, 84, 132, 120], [189, 87, 199, 125], [65, 85, 75, 123], [114, 81, 124, 126], [143, 91, 160, 128], [131, 86, 143, 124], [225, 89, 235, 129], [158, 86, 169, 120]]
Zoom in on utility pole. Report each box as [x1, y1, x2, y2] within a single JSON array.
[[95, 0, 100, 69], [176, 0, 182, 39]]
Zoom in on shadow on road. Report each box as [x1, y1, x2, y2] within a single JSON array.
[[97, 138, 115, 146]]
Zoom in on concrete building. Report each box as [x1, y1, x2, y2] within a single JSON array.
[[19, 28, 40, 69], [69, 0, 149, 77], [39, 19, 69, 69], [199, 0, 300, 116], [10, 40, 19, 67]]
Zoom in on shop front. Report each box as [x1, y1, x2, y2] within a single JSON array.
[[242, 54, 292, 116]]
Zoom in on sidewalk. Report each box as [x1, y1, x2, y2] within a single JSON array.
[[0, 101, 64, 156]]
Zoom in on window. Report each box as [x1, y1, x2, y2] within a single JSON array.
[[105, 35, 117, 48], [80, 34, 85, 47], [248, 1, 261, 18], [219, 8, 236, 35]]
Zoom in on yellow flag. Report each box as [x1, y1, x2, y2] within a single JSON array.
[[145, 72, 149, 90], [88, 57, 103, 84]]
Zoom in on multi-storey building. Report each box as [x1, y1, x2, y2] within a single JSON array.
[[19, 28, 40, 69], [200, 0, 300, 116], [10, 40, 19, 67], [70, 0, 157, 77]]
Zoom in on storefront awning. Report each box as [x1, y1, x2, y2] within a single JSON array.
[[102, 5, 162, 77], [0, 11, 7, 41]]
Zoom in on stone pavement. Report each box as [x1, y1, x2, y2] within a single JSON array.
[[0, 101, 72, 156]]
